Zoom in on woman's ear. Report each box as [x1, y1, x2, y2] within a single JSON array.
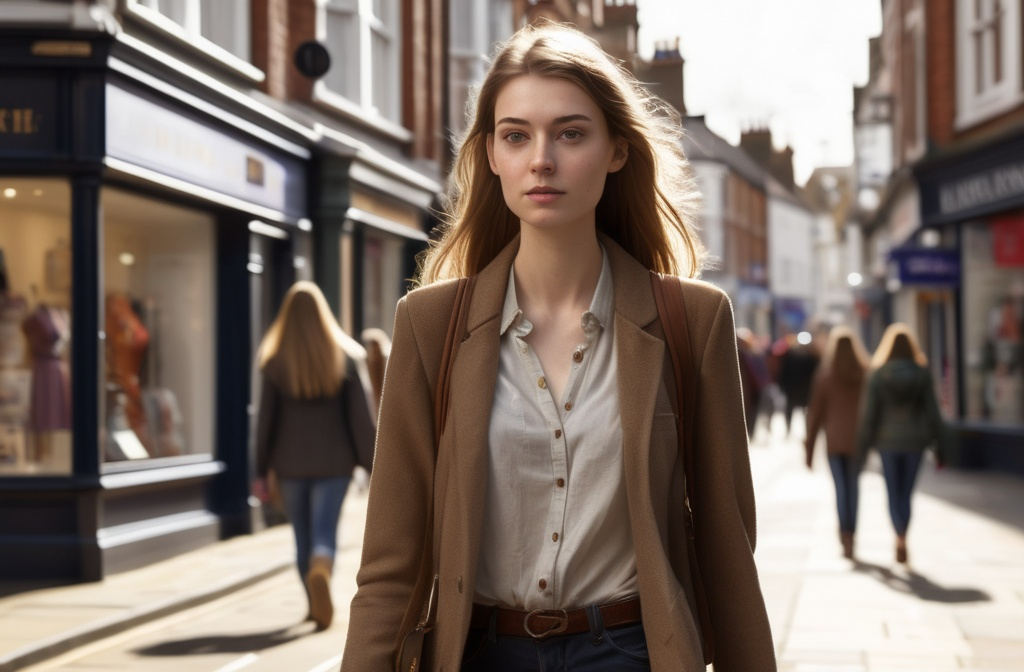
[[486, 133, 499, 174], [609, 137, 629, 173]]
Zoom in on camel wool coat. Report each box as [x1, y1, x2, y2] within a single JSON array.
[[341, 235, 776, 672]]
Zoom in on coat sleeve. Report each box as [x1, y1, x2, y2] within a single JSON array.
[[341, 297, 438, 671], [691, 292, 777, 671], [254, 374, 278, 478], [804, 369, 828, 466], [342, 361, 377, 475]]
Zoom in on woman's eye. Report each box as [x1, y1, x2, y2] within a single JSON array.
[[561, 129, 582, 140], [505, 131, 526, 143]]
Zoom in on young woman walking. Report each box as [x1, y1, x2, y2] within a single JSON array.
[[342, 22, 775, 671]]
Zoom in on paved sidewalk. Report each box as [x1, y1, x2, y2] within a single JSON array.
[[1, 420, 1023, 671], [0, 520, 296, 672]]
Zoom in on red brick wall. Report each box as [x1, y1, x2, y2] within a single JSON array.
[[926, 0, 956, 146]]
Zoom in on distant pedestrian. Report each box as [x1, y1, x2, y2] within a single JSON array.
[[857, 323, 951, 565], [777, 333, 820, 436], [737, 327, 771, 439], [360, 326, 392, 422], [804, 326, 870, 559], [254, 281, 375, 630]]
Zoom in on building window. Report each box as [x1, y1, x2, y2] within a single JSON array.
[[0, 179, 73, 476], [100, 189, 216, 464], [322, 0, 401, 124], [901, 6, 926, 159], [131, 0, 251, 63], [956, 0, 1023, 128]]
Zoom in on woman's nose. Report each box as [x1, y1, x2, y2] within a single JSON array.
[[530, 141, 554, 174]]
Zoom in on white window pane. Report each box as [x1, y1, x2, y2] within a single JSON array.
[[325, 8, 361, 103], [371, 29, 393, 118], [201, 0, 250, 61]]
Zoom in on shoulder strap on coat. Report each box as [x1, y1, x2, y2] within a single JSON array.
[[649, 271, 715, 665], [434, 275, 476, 447]]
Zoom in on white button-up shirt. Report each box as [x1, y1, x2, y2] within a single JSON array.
[[474, 249, 637, 610]]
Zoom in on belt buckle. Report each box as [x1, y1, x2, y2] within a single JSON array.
[[523, 609, 569, 640]]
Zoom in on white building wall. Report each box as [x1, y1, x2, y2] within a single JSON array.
[[768, 196, 816, 302], [690, 161, 726, 270]]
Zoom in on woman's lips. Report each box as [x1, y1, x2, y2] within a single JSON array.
[[526, 188, 564, 203]]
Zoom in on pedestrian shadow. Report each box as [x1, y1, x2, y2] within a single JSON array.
[[851, 559, 990, 603], [134, 623, 313, 657]]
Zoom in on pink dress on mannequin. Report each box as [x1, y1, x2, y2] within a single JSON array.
[[21, 305, 72, 431]]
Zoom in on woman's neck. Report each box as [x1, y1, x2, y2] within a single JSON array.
[[513, 227, 602, 313]]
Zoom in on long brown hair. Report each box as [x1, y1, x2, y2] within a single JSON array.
[[870, 322, 928, 369], [821, 325, 869, 384], [257, 281, 348, 399], [417, 21, 705, 285]]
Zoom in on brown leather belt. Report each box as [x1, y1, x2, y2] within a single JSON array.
[[469, 596, 642, 640]]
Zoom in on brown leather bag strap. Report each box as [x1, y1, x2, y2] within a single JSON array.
[[650, 271, 715, 665]]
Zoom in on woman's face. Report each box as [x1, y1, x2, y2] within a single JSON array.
[[486, 75, 627, 236]]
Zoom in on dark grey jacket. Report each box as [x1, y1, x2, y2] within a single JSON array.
[[857, 359, 950, 459], [256, 359, 375, 480]]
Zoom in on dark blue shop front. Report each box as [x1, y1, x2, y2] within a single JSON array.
[[0, 33, 310, 581]]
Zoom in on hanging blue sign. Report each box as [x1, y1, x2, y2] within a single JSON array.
[[889, 248, 960, 286]]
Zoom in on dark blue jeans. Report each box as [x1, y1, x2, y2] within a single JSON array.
[[879, 451, 923, 536], [279, 476, 351, 579], [827, 454, 860, 533], [461, 606, 650, 671]]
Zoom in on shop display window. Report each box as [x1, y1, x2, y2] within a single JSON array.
[[0, 179, 73, 475], [963, 219, 1024, 424], [101, 189, 216, 464]]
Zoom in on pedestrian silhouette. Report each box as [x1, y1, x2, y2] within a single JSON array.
[[857, 323, 952, 565], [776, 333, 820, 436], [254, 281, 375, 630], [804, 325, 870, 559]]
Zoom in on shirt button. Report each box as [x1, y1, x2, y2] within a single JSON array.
[[572, 350, 583, 363], [538, 578, 547, 590], [557, 478, 565, 487], [538, 377, 547, 389], [554, 429, 562, 439], [564, 402, 573, 411], [552, 532, 559, 542]]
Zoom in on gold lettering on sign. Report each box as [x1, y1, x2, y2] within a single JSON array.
[[246, 156, 265, 186], [0, 109, 41, 134]]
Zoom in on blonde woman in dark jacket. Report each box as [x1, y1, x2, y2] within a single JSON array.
[[804, 326, 870, 559], [255, 281, 376, 630], [857, 323, 949, 565]]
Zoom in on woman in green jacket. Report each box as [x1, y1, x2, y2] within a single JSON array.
[[857, 323, 949, 565]]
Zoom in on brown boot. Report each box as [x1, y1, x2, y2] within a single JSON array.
[[306, 555, 334, 630], [895, 536, 908, 564], [840, 532, 854, 559]]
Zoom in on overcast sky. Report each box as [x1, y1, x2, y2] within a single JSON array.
[[635, 0, 882, 185]]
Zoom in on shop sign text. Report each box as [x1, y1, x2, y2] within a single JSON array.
[[939, 162, 1024, 215]]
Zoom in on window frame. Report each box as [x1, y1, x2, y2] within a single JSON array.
[[125, 0, 260, 83], [955, 0, 1024, 129], [317, 0, 403, 129]]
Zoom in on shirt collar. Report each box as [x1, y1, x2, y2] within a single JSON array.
[[499, 245, 614, 336]]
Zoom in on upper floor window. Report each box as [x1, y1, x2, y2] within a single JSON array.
[[132, 0, 251, 63], [900, 6, 925, 160], [956, 0, 1023, 128], [321, 0, 401, 124]]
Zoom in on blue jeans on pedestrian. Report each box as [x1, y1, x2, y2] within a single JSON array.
[[879, 451, 923, 536], [460, 605, 650, 671], [279, 476, 351, 580], [827, 454, 859, 533]]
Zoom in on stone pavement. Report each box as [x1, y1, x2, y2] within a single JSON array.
[[0, 416, 1022, 671]]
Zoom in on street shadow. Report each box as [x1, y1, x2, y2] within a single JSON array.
[[134, 623, 312, 657], [851, 559, 991, 603]]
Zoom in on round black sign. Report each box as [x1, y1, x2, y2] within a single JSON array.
[[294, 41, 331, 79]]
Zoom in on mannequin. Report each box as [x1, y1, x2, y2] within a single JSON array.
[[21, 301, 72, 462], [105, 292, 151, 449]]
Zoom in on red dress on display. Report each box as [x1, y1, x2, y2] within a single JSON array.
[[105, 293, 150, 442]]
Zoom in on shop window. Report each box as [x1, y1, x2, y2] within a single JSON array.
[[0, 179, 72, 475], [963, 219, 1024, 424], [361, 231, 402, 333], [101, 189, 216, 464], [956, 0, 1023, 128], [321, 0, 401, 124]]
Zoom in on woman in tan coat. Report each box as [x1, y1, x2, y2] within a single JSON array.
[[804, 326, 870, 559], [342, 22, 775, 671]]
